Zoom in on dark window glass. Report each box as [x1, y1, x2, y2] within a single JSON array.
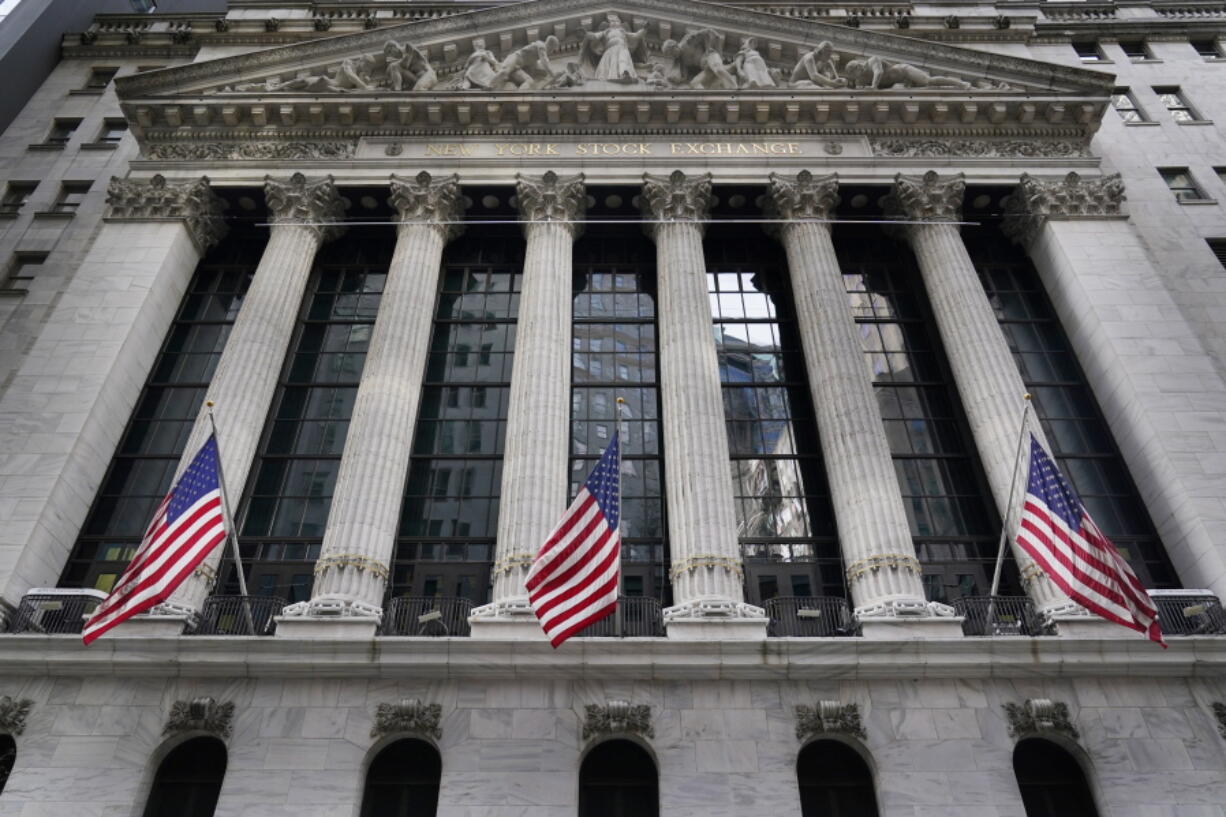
[[1209, 238, 1226, 269], [142, 737, 226, 817], [836, 224, 1004, 603], [53, 182, 91, 212], [579, 740, 658, 817], [98, 119, 128, 143], [1013, 738, 1099, 817], [45, 118, 81, 145], [0, 734, 14, 796], [1190, 38, 1221, 58], [1153, 86, 1199, 122], [60, 227, 262, 592], [85, 67, 118, 89], [236, 227, 392, 603], [571, 227, 668, 601], [1071, 41, 1104, 62], [7, 252, 46, 286], [1, 181, 36, 214], [798, 740, 880, 817], [360, 739, 441, 817], [706, 226, 843, 604], [1110, 88, 1146, 123], [1119, 40, 1150, 60], [967, 227, 1179, 589], [391, 228, 523, 603], [1159, 167, 1206, 202]]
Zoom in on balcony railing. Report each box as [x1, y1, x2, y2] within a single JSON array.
[[574, 596, 666, 637], [5, 588, 106, 635], [953, 596, 1045, 636], [1150, 590, 1226, 636], [189, 595, 285, 636], [766, 596, 857, 637], [382, 596, 474, 636]]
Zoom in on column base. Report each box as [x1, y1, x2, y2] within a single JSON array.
[[663, 597, 768, 640], [468, 598, 547, 640], [1046, 608, 1125, 638], [274, 615, 378, 639], [115, 614, 189, 637]]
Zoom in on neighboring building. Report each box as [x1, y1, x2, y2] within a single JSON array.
[[1, 0, 1226, 815]]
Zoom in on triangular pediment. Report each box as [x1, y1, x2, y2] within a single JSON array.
[[116, 0, 1113, 144]]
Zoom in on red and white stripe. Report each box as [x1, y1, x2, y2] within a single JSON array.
[[525, 486, 620, 648], [82, 489, 226, 644], [1017, 497, 1164, 646]]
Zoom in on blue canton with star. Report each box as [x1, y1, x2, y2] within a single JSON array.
[[583, 431, 621, 530], [1026, 435, 1083, 533], [168, 435, 222, 523]]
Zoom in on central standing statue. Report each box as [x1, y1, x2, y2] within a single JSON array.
[[580, 13, 649, 82]]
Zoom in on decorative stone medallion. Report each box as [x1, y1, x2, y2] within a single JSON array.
[[371, 699, 442, 739], [795, 701, 866, 741], [1003, 698, 1079, 740], [163, 696, 235, 738], [583, 700, 653, 740], [0, 696, 34, 736]]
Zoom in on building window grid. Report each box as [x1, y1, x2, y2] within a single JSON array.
[[971, 233, 1180, 588], [1110, 88, 1147, 123], [1158, 167, 1208, 202], [60, 235, 261, 592], [1153, 87, 1201, 122], [0, 182, 36, 215], [708, 233, 843, 601]]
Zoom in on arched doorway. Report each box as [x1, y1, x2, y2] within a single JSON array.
[[797, 739, 880, 817], [579, 739, 659, 817], [1013, 737, 1100, 817], [0, 734, 15, 796], [360, 738, 442, 817], [142, 736, 226, 817]]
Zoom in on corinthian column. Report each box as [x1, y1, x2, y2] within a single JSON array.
[[765, 172, 959, 637], [470, 171, 585, 639], [643, 171, 766, 639], [151, 173, 346, 624], [278, 173, 463, 638], [887, 171, 1070, 617]]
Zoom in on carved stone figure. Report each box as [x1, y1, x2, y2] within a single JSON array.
[[462, 40, 500, 89], [733, 37, 775, 88], [546, 61, 585, 89], [645, 62, 669, 89], [663, 28, 736, 90], [383, 40, 437, 91], [580, 14, 649, 83], [489, 36, 560, 90], [843, 55, 972, 90], [790, 41, 847, 89]]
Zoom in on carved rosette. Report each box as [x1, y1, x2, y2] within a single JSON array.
[[765, 170, 839, 238], [389, 172, 466, 241], [641, 171, 714, 235], [0, 696, 34, 736], [1003, 699, 1079, 740], [1003, 172, 1127, 245], [1212, 702, 1226, 738], [886, 171, 966, 223], [795, 702, 866, 741], [263, 173, 347, 243], [371, 699, 442, 739], [583, 701, 653, 740], [106, 174, 228, 253], [164, 697, 235, 738], [515, 171, 586, 237]]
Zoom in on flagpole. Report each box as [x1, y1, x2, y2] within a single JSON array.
[[205, 401, 256, 635], [615, 396, 627, 636], [987, 393, 1033, 629]]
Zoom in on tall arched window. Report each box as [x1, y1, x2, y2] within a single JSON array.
[[142, 736, 226, 817], [797, 739, 879, 817], [579, 739, 658, 817], [1013, 738, 1099, 817], [360, 738, 441, 817], [0, 734, 15, 796]]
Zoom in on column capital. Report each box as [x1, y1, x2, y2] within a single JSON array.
[[389, 171, 466, 242], [105, 174, 228, 253], [641, 170, 713, 236], [515, 171, 586, 237], [263, 173, 347, 242], [886, 170, 965, 223], [1003, 172, 1127, 245], [765, 171, 839, 237]]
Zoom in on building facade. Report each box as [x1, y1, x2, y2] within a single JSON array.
[[1, 0, 1226, 815]]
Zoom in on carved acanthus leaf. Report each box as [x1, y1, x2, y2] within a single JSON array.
[[1003, 699, 1079, 739], [106, 174, 228, 252], [0, 696, 34, 736], [583, 700, 653, 740], [766, 170, 839, 229], [371, 699, 442, 739], [515, 171, 586, 236], [870, 139, 1091, 159], [795, 701, 866, 741], [144, 141, 356, 162], [641, 170, 713, 231], [887, 171, 965, 222], [264, 173, 347, 242], [1002, 172, 1127, 245], [390, 172, 465, 241], [164, 696, 235, 738]]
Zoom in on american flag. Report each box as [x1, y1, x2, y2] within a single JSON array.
[[1016, 435, 1165, 646], [82, 435, 228, 645], [526, 431, 621, 648]]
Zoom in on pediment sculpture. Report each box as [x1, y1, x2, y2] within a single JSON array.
[[210, 13, 1017, 96]]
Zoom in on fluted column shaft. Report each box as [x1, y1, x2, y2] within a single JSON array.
[[305, 173, 463, 617], [161, 174, 346, 616], [488, 172, 586, 607], [642, 171, 753, 617], [766, 172, 931, 617], [890, 172, 1067, 612]]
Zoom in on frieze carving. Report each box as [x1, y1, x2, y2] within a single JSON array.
[[641, 170, 714, 227], [583, 700, 653, 740], [1003, 699, 1079, 739], [389, 171, 466, 241], [765, 170, 840, 230], [106, 174, 228, 252], [144, 141, 356, 161], [0, 696, 34, 736], [887, 171, 965, 222], [371, 699, 442, 739], [1212, 702, 1226, 738], [264, 173, 347, 242], [516, 171, 587, 235], [795, 701, 866, 740], [164, 696, 234, 737], [870, 139, 1091, 159], [1002, 172, 1127, 245]]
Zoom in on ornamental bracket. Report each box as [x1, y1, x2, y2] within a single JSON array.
[[164, 696, 235, 738], [583, 700, 653, 740], [371, 698, 442, 739], [795, 700, 866, 740], [1003, 698, 1079, 740]]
